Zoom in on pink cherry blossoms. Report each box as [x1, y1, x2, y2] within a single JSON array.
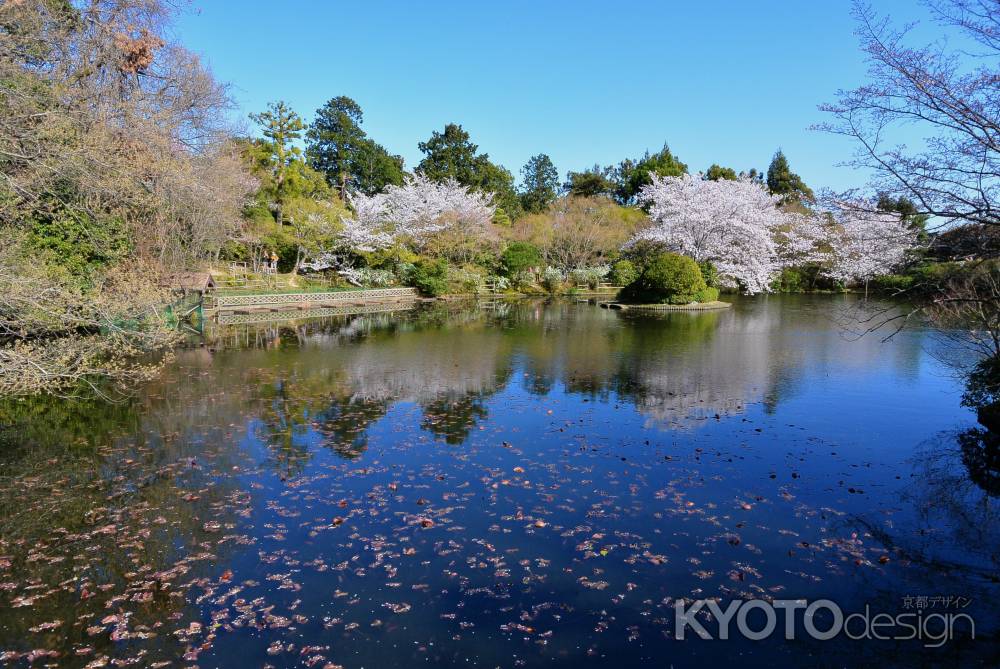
[[339, 174, 496, 252], [629, 174, 918, 293]]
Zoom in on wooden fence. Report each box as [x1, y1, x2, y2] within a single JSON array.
[[210, 287, 419, 310]]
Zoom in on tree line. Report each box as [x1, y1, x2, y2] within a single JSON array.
[[0, 0, 994, 400]]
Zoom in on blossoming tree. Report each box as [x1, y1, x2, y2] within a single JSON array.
[[823, 205, 917, 296], [339, 174, 496, 254], [629, 174, 813, 294]]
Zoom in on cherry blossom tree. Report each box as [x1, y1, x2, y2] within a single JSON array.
[[629, 174, 813, 294], [338, 174, 496, 254], [823, 204, 918, 296]]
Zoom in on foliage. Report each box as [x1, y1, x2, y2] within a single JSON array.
[[0, 236, 176, 395], [630, 174, 812, 294], [766, 150, 814, 202], [871, 272, 914, 293], [609, 259, 639, 287], [408, 258, 449, 296], [540, 266, 565, 293], [240, 127, 345, 271], [416, 123, 520, 220], [771, 267, 805, 293], [698, 260, 719, 288], [563, 165, 616, 198], [511, 196, 646, 270], [0, 0, 253, 393], [614, 145, 688, 205], [249, 101, 304, 225], [705, 164, 738, 181], [500, 242, 543, 277], [28, 208, 132, 279], [519, 154, 560, 213], [617, 252, 708, 305], [877, 193, 929, 241], [306, 96, 404, 197], [448, 264, 489, 294], [693, 286, 720, 302], [569, 265, 610, 289]]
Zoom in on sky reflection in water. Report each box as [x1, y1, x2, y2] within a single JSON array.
[[0, 296, 996, 668]]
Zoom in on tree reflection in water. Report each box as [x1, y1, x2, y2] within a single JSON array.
[[1, 296, 991, 667]]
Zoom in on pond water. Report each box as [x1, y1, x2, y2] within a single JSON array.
[[1, 296, 998, 668]]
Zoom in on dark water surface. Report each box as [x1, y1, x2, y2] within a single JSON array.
[[1, 296, 998, 668]]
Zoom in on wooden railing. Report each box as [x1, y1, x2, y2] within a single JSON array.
[[215, 301, 417, 325], [211, 287, 418, 310]]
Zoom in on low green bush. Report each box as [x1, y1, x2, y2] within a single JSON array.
[[872, 273, 914, 293], [448, 264, 488, 294], [500, 242, 542, 278], [609, 259, 639, 287], [617, 252, 707, 304], [771, 267, 805, 293], [408, 258, 449, 297], [693, 286, 720, 303], [698, 261, 719, 288]]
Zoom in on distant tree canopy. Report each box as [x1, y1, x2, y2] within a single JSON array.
[[705, 164, 738, 181], [614, 145, 688, 205], [564, 165, 616, 198], [877, 193, 929, 239], [519, 154, 560, 214], [417, 123, 520, 220], [306, 96, 404, 198], [562, 145, 689, 205], [766, 150, 814, 202]]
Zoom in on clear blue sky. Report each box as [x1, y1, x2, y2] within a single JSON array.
[[173, 0, 929, 193]]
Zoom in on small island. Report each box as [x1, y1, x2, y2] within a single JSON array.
[[603, 252, 732, 311]]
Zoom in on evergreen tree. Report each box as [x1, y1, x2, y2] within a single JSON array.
[[766, 149, 814, 201], [705, 164, 738, 181], [519, 154, 559, 213], [416, 123, 520, 220], [614, 144, 688, 205], [877, 193, 930, 240], [563, 165, 615, 198], [249, 101, 305, 225], [306, 96, 404, 198]]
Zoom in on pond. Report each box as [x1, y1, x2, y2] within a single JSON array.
[[0, 296, 997, 668]]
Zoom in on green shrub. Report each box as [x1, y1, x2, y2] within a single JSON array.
[[449, 264, 488, 294], [771, 267, 804, 293], [408, 258, 449, 297], [872, 273, 914, 293], [693, 286, 720, 303], [500, 242, 542, 278], [698, 261, 719, 288], [617, 252, 707, 304], [609, 259, 639, 287]]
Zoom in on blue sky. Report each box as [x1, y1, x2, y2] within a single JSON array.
[[174, 1, 931, 193]]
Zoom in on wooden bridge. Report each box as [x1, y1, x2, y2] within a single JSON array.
[[206, 287, 420, 324], [214, 300, 418, 325]]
